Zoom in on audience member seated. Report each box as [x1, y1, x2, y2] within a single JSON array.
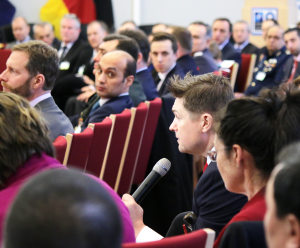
[[73, 50, 134, 132], [188, 21, 218, 74], [264, 142, 300, 248], [122, 74, 247, 241], [232, 20, 259, 54], [65, 34, 146, 117], [6, 17, 32, 49], [52, 21, 108, 110], [257, 19, 278, 63], [118, 20, 138, 33], [33, 22, 60, 47], [282, 28, 300, 83], [150, 32, 185, 96], [53, 13, 88, 82], [152, 23, 168, 34], [167, 26, 199, 75], [0, 40, 73, 141], [209, 40, 222, 67], [119, 29, 158, 100], [3, 169, 123, 248], [212, 18, 241, 63], [213, 94, 282, 247], [0, 92, 135, 244], [242, 25, 291, 97]]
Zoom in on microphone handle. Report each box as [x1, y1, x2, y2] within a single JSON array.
[[132, 171, 161, 204]]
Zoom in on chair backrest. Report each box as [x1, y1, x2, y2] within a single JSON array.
[[0, 49, 11, 91], [122, 228, 215, 248], [63, 128, 94, 171], [115, 103, 149, 195], [133, 98, 162, 185], [230, 62, 239, 89], [236, 53, 257, 92], [100, 109, 132, 188], [86, 117, 113, 177], [53, 136, 67, 164], [219, 221, 267, 248]]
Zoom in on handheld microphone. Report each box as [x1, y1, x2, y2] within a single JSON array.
[[132, 158, 171, 204]]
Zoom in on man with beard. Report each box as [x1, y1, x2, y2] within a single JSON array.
[[0, 40, 73, 141]]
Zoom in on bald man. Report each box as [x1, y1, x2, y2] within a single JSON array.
[[6, 17, 32, 49], [78, 50, 135, 132], [243, 25, 291, 96]]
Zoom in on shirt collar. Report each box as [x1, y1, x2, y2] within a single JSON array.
[[30, 92, 52, 107], [294, 53, 300, 62], [218, 39, 229, 50], [136, 66, 148, 73], [234, 40, 249, 50], [61, 42, 74, 50], [158, 63, 176, 81], [16, 35, 30, 44], [98, 92, 129, 106]]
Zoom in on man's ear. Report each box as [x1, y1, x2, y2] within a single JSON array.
[[32, 74, 45, 90], [285, 214, 300, 248], [124, 75, 134, 88], [201, 113, 213, 133]]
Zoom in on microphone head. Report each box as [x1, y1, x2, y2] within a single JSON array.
[[153, 158, 171, 177]]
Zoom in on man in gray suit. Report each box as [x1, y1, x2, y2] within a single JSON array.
[[0, 40, 73, 141]]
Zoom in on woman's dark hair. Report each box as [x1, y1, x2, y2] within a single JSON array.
[[274, 142, 300, 220], [218, 94, 281, 179]]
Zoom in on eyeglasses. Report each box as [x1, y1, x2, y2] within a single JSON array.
[[207, 147, 231, 162]]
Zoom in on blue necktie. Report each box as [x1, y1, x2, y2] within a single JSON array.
[[89, 101, 100, 116]]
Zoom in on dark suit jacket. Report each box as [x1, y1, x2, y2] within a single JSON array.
[[193, 49, 218, 75], [222, 42, 241, 64], [81, 95, 133, 131], [34, 96, 74, 142], [136, 68, 158, 100], [177, 54, 199, 76], [241, 43, 259, 54], [282, 56, 300, 82], [192, 162, 248, 239], [52, 37, 61, 49], [152, 64, 185, 97], [72, 46, 95, 80], [53, 38, 88, 81]]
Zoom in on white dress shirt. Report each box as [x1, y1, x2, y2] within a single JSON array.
[[156, 63, 176, 91], [30, 92, 52, 107]]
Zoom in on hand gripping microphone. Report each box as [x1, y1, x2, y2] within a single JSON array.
[[132, 158, 171, 204]]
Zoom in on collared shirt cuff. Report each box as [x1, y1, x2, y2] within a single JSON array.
[[136, 226, 163, 243]]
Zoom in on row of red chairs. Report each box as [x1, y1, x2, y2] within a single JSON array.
[[53, 98, 162, 195]]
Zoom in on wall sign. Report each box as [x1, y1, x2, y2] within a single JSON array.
[[251, 8, 278, 35]]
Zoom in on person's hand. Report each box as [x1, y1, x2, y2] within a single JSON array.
[[234, 92, 245, 99], [83, 75, 94, 85], [122, 194, 146, 238], [76, 91, 95, 102]]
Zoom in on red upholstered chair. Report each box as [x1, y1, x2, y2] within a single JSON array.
[[0, 49, 12, 91], [236, 54, 257, 92], [53, 136, 67, 164], [122, 228, 215, 248], [133, 98, 162, 185], [63, 128, 94, 171], [86, 117, 113, 177], [100, 109, 132, 188], [115, 103, 149, 195]]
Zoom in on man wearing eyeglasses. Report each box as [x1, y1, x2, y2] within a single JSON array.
[[122, 73, 247, 242]]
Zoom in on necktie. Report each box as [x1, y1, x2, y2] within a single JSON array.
[[60, 46, 67, 62], [288, 60, 298, 82], [236, 46, 242, 53], [203, 162, 209, 173], [89, 101, 100, 116]]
